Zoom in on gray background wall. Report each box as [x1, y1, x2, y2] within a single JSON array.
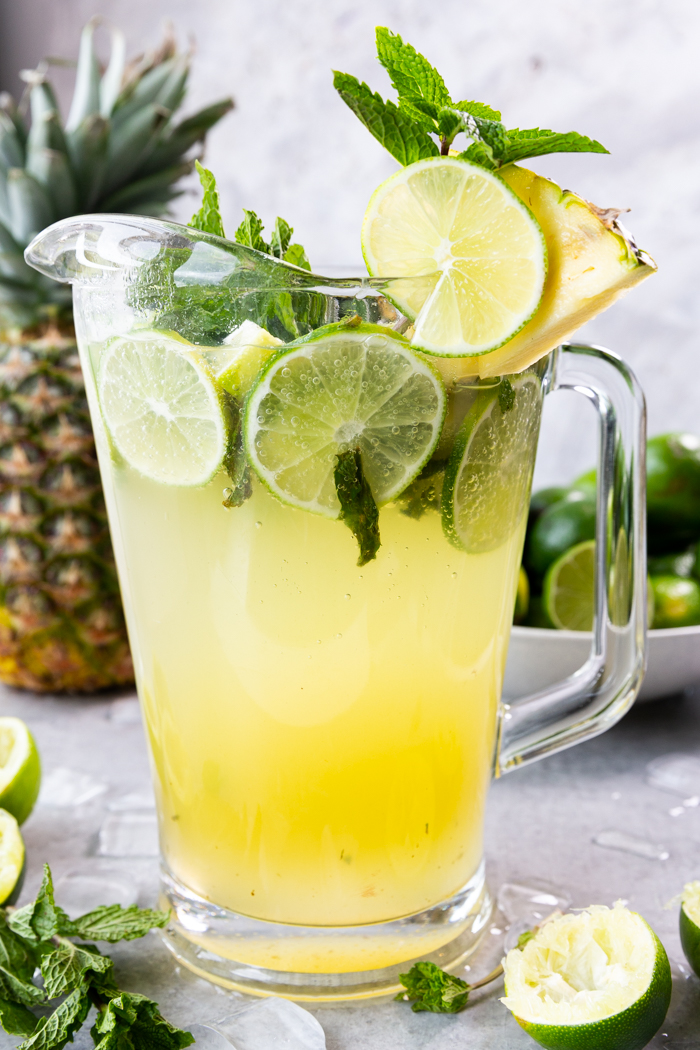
[[1, 0, 697, 485]]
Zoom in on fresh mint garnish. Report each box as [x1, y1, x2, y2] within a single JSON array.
[[222, 395, 252, 509], [498, 377, 515, 413], [396, 960, 470, 1013], [0, 865, 191, 1050], [336, 27, 607, 168], [334, 449, 381, 566], [234, 210, 311, 271], [189, 160, 225, 239]]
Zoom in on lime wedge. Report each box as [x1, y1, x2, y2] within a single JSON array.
[[442, 374, 543, 552], [0, 717, 40, 825], [501, 903, 671, 1050], [244, 322, 446, 515], [202, 320, 283, 398], [362, 157, 547, 357], [680, 881, 700, 978], [0, 809, 24, 905], [98, 331, 226, 486], [543, 540, 595, 631]]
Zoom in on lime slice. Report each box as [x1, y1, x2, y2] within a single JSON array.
[[244, 323, 446, 516], [0, 809, 24, 905], [501, 903, 672, 1050], [0, 717, 40, 825], [680, 881, 700, 977], [543, 540, 595, 631], [98, 331, 226, 486], [201, 320, 283, 398], [442, 374, 543, 552], [362, 157, 547, 357]]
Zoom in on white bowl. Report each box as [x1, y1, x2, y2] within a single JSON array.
[[503, 624, 700, 703]]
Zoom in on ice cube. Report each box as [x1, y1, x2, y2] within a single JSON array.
[[97, 812, 159, 857], [38, 767, 107, 807], [593, 829, 669, 860], [107, 790, 155, 811], [191, 999, 326, 1050], [497, 879, 571, 924], [646, 753, 700, 797], [54, 870, 139, 918]]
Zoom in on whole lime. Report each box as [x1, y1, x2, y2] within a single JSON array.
[[650, 575, 700, 629], [647, 433, 700, 550], [648, 550, 696, 578], [525, 497, 596, 580], [568, 467, 597, 501], [528, 486, 568, 529]]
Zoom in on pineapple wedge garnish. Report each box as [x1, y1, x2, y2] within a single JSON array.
[[434, 165, 656, 382]]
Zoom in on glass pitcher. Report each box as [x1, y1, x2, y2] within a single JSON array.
[[26, 215, 646, 1001]]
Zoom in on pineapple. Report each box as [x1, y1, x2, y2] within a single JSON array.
[[0, 21, 232, 692]]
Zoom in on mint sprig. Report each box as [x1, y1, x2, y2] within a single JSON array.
[[0, 865, 191, 1050], [335, 27, 608, 168], [396, 958, 505, 1014], [189, 160, 225, 239], [334, 449, 381, 566]]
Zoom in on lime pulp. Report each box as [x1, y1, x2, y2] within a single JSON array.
[[0, 717, 40, 825]]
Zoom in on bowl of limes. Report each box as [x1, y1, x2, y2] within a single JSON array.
[[503, 433, 700, 703]]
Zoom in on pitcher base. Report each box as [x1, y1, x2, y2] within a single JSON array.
[[159, 863, 492, 1000]]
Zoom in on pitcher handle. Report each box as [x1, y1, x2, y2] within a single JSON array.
[[497, 342, 647, 774]]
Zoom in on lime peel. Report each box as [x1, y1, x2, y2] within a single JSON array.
[[680, 880, 700, 978], [0, 717, 40, 825], [244, 322, 446, 517], [362, 157, 547, 357], [98, 331, 227, 487], [0, 808, 24, 905], [502, 902, 671, 1050]]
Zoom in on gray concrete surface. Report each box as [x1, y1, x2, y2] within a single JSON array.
[[2, 683, 700, 1048]]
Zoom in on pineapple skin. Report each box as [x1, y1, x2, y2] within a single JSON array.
[[0, 325, 133, 693]]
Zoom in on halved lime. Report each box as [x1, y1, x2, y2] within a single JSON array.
[[501, 902, 672, 1050], [543, 540, 595, 631], [98, 331, 226, 486], [442, 374, 543, 552], [201, 320, 283, 398], [0, 717, 40, 825], [361, 157, 547, 357], [0, 808, 24, 905], [680, 881, 700, 977], [244, 323, 446, 516]]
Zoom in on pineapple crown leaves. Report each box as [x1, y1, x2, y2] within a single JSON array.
[[334, 26, 608, 170], [0, 18, 233, 331]]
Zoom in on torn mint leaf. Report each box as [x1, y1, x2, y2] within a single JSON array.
[[334, 449, 381, 566], [396, 960, 470, 1013]]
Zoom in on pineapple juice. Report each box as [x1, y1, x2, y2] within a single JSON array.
[[100, 456, 524, 930]]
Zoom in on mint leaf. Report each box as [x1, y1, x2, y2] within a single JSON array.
[[69, 904, 169, 944], [283, 243, 311, 271], [189, 161, 225, 239], [375, 27, 450, 108], [235, 209, 270, 253], [7, 866, 74, 944], [18, 987, 89, 1050], [497, 127, 608, 164], [0, 998, 38, 1037], [39, 940, 113, 999], [498, 377, 515, 413], [333, 72, 438, 165], [222, 394, 252, 509], [462, 127, 608, 169], [0, 913, 37, 983], [270, 217, 293, 259], [91, 992, 194, 1050], [396, 960, 470, 1013], [454, 100, 502, 121], [334, 449, 381, 566], [516, 928, 536, 949]]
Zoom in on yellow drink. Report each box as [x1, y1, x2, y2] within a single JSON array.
[[101, 459, 525, 929]]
